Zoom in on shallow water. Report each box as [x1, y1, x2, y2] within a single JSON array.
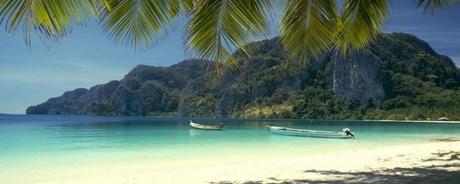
[[1, 115, 459, 183]]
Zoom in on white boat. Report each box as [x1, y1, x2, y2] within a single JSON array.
[[189, 120, 223, 130], [268, 126, 354, 139], [438, 117, 449, 121]]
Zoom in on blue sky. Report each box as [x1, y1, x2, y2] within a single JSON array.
[[1, 1, 460, 114]]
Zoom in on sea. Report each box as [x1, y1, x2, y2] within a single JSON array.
[[1, 114, 459, 183]]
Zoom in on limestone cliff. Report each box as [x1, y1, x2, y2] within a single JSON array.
[[27, 33, 460, 120]]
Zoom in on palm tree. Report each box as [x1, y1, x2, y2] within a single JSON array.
[[0, 0, 457, 69]]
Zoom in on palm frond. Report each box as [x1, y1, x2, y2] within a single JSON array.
[[416, 0, 460, 12], [171, 0, 195, 15], [280, 0, 337, 62], [336, 0, 388, 54], [99, 0, 178, 50], [0, 0, 101, 46], [185, 0, 271, 71]]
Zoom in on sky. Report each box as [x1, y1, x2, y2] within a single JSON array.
[[1, 1, 460, 114]]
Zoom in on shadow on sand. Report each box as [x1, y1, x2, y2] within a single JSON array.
[[293, 164, 460, 184], [211, 151, 460, 184]]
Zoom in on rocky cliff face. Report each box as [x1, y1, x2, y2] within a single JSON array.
[[333, 50, 385, 105], [27, 60, 208, 116], [27, 33, 460, 119]]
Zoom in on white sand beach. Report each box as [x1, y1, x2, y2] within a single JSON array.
[[22, 138, 459, 184]]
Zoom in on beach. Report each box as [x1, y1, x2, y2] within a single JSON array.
[[1, 116, 460, 184], [208, 139, 460, 184], [3, 139, 456, 184]]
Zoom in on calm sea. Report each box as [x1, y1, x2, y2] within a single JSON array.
[[1, 114, 459, 183]]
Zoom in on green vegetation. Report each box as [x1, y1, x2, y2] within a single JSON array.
[[27, 33, 460, 121], [182, 33, 460, 120]]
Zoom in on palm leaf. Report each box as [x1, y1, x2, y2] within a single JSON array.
[[280, 0, 337, 62], [416, 0, 460, 12], [185, 0, 271, 71], [0, 0, 102, 46], [99, 0, 178, 50], [336, 0, 388, 54], [171, 0, 195, 16]]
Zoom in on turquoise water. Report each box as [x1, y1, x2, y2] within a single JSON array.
[[1, 115, 460, 183]]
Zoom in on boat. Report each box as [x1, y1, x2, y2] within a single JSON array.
[[189, 120, 223, 130], [267, 126, 354, 139], [438, 117, 449, 121]]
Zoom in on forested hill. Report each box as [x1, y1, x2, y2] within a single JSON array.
[[27, 33, 460, 120]]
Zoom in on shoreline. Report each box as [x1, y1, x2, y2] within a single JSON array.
[[7, 139, 458, 184], [2, 114, 460, 124]]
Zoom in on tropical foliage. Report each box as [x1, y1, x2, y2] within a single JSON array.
[[27, 33, 460, 120], [0, 0, 457, 68]]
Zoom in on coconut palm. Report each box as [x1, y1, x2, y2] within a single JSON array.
[[0, 0, 457, 69]]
